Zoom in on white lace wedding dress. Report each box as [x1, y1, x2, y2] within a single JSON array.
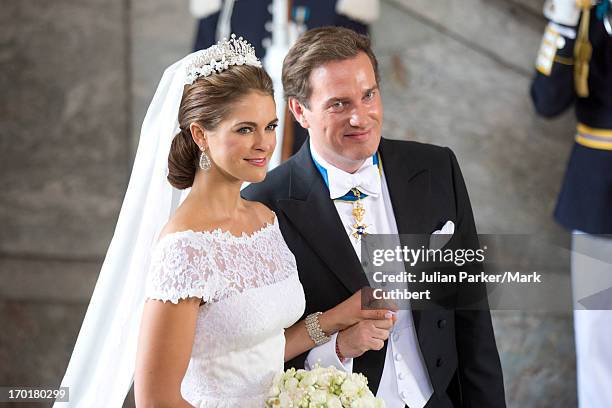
[[145, 216, 306, 407]]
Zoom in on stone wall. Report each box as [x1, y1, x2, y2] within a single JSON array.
[[1, 0, 130, 405], [0, 1, 577, 406]]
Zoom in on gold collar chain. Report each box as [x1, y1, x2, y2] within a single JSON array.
[[350, 188, 369, 241]]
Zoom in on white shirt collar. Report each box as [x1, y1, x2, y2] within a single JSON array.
[[309, 140, 382, 200]]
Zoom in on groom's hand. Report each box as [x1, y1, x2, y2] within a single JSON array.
[[336, 318, 395, 359], [321, 287, 398, 334]]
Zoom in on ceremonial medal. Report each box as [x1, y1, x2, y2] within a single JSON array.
[[350, 188, 368, 241]]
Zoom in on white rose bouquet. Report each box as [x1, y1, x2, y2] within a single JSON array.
[[265, 365, 385, 408]]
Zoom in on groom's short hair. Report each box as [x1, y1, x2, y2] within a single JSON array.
[[282, 26, 379, 108]]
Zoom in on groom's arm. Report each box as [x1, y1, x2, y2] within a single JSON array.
[[447, 148, 507, 407]]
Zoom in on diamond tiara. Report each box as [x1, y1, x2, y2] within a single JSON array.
[[184, 34, 262, 85]]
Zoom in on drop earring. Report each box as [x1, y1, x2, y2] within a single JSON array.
[[199, 147, 212, 171]]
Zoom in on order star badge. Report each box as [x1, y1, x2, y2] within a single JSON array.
[[350, 222, 369, 241]]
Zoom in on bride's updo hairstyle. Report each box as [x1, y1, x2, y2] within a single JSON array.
[[167, 64, 274, 189]]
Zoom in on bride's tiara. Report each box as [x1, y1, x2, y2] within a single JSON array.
[[185, 34, 262, 85]]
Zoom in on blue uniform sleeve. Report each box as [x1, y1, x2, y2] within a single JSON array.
[[530, 22, 577, 117]]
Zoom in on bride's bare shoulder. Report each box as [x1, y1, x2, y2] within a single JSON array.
[[157, 201, 202, 240], [244, 200, 275, 225]]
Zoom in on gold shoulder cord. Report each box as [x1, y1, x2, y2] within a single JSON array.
[[574, 0, 593, 97]]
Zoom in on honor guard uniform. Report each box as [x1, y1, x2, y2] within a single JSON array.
[[188, 0, 379, 157], [190, 0, 376, 58], [531, 1, 612, 406]]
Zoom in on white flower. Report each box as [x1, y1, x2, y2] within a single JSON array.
[[283, 368, 297, 381], [268, 366, 384, 408], [300, 371, 317, 387], [327, 395, 343, 408], [315, 371, 332, 389], [310, 389, 328, 404], [285, 377, 299, 392], [352, 394, 381, 408], [278, 391, 293, 408], [269, 385, 281, 397], [340, 378, 360, 399], [350, 399, 364, 408], [348, 373, 368, 391]]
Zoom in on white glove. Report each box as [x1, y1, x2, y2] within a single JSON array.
[[336, 0, 380, 24], [190, 0, 222, 19], [543, 0, 582, 26]]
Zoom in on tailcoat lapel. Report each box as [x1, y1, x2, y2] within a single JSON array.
[[378, 138, 432, 237], [277, 143, 369, 294]]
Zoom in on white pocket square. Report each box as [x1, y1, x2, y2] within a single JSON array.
[[429, 220, 455, 249]]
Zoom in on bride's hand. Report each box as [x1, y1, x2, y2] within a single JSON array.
[[319, 287, 398, 334]]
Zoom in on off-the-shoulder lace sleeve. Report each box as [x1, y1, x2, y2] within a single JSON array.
[[145, 233, 223, 304]]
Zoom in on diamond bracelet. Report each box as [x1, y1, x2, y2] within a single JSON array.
[[305, 312, 331, 346]]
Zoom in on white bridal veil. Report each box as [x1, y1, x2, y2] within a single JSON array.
[[55, 55, 187, 407]]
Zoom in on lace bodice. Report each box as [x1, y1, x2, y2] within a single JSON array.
[[145, 216, 306, 407]]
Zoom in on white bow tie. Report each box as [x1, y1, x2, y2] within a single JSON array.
[[328, 161, 382, 200]]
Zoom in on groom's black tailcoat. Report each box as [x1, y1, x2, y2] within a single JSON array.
[[242, 138, 506, 407]]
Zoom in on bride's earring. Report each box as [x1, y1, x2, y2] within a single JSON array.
[[199, 147, 212, 171]]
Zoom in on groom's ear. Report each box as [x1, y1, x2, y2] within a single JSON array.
[[287, 97, 310, 129]]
